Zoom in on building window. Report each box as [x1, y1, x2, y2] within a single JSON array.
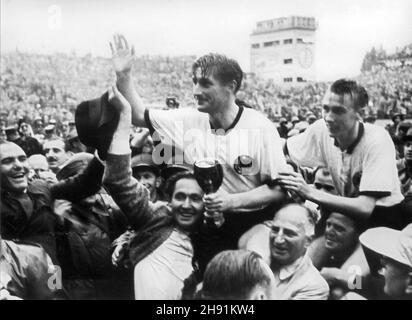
[[283, 77, 293, 83], [297, 38, 303, 43], [283, 39, 293, 44], [263, 41, 279, 47], [284, 58, 293, 64], [297, 77, 306, 82], [251, 44, 260, 49]]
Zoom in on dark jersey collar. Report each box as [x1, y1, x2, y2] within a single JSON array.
[[334, 122, 365, 154], [209, 106, 244, 133]]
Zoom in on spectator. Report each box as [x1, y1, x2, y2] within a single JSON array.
[[399, 127, 412, 196], [360, 224, 412, 299], [16, 122, 43, 157], [199, 250, 276, 300], [131, 153, 164, 203], [66, 129, 88, 154], [307, 212, 376, 299], [268, 204, 329, 299], [44, 138, 72, 173], [0, 140, 104, 264], [5, 125, 20, 143], [27, 154, 57, 184], [54, 152, 130, 299], [277, 118, 289, 138]]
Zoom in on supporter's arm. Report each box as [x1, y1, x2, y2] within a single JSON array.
[[204, 184, 286, 212], [102, 85, 154, 230], [277, 171, 377, 221], [110, 34, 147, 127]]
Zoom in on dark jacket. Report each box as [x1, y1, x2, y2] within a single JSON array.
[[1, 157, 104, 263], [103, 153, 229, 276], [103, 153, 173, 266]]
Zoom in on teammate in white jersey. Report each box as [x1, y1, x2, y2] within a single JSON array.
[[281, 79, 405, 229]]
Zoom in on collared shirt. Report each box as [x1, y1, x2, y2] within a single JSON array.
[[145, 106, 288, 212], [287, 119, 404, 207], [272, 253, 330, 300], [133, 228, 194, 300]]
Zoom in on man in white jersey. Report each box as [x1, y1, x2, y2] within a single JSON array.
[[279, 79, 405, 230], [110, 34, 288, 270]]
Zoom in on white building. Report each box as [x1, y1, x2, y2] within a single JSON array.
[[250, 16, 317, 86]]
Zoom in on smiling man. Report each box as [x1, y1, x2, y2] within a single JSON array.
[[103, 85, 211, 300], [281, 79, 405, 229], [0, 140, 104, 264], [269, 204, 329, 300]]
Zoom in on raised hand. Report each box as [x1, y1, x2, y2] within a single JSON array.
[[130, 128, 150, 149], [110, 33, 135, 74]]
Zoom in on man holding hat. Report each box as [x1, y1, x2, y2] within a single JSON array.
[[360, 224, 412, 299]]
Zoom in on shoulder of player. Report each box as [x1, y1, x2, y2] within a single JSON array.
[[239, 107, 275, 128], [362, 122, 393, 145]]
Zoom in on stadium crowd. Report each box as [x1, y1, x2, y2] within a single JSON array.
[[1, 36, 412, 300]]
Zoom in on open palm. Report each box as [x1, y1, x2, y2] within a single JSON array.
[[110, 34, 135, 74]]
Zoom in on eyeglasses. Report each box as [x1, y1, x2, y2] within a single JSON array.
[[314, 182, 335, 192]]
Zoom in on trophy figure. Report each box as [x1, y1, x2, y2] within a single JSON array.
[[193, 158, 225, 228]]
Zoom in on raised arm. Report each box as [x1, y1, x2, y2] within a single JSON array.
[[102, 85, 154, 230], [110, 34, 147, 127]]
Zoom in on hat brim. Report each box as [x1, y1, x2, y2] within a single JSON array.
[[75, 91, 119, 160], [359, 227, 411, 267]]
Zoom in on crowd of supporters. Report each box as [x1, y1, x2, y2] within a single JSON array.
[[1, 39, 412, 300], [1, 44, 411, 133]]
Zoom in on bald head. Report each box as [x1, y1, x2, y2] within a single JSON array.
[[0, 141, 29, 194], [28, 154, 49, 173]]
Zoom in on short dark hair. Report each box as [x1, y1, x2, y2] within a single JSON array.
[[200, 250, 272, 300], [192, 53, 243, 93], [163, 171, 197, 200], [330, 79, 369, 112]]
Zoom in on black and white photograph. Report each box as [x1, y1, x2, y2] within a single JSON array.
[[1, 0, 412, 303]]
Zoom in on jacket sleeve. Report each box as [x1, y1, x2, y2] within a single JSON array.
[[103, 153, 154, 230], [50, 157, 104, 202]]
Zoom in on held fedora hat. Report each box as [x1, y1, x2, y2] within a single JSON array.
[[75, 91, 119, 160]]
